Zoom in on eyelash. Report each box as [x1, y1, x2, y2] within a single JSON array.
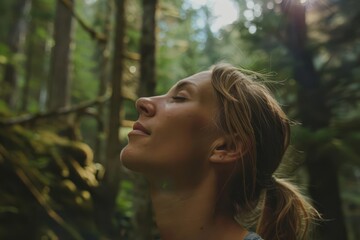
[[171, 96, 187, 101]]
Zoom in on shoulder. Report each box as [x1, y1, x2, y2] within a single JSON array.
[[243, 232, 264, 240]]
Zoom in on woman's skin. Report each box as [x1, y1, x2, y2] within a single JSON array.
[[121, 71, 249, 240]]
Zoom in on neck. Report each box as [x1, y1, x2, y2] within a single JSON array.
[[149, 173, 248, 240]]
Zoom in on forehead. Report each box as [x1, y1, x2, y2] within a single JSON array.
[[182, 71, 212, 86], [178, 71, 218, 106], [174, 71, 213, 95]]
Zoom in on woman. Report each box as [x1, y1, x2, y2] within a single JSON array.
[[120, 63, 318, 240]]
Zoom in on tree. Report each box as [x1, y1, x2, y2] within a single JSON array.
[[2, 0, 31, 110], [92, 0, 127, 238], [138, 0, 157, 97], [280, 1, 347, 238], [133, 0, 158, 239], [47, 0, 74, 111]]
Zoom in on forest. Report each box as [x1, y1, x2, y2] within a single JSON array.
[[0, 0, 359, 239]]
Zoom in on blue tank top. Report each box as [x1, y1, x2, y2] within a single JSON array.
[[244, 232, 263, 240]]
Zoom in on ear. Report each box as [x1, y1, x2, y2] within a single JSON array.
[[209, 137, 244, 163]]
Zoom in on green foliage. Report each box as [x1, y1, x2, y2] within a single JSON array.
[[0, 42, 10, 62], [0, 0, 17, 42], [72, 26, 99, 103], [157, 1, 209, 94], [116, 179, 135, 217], [0, 100, 10, 114]]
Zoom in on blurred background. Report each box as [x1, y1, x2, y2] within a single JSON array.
[[0, 0, 359, 239]]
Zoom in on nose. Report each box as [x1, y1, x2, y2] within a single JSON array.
[[136, 97, 156, 117]]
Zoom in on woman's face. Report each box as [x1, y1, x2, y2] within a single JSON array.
[[120, 71, 221, 180]]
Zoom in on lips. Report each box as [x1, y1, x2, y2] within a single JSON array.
[[131, 121, 151, 135]]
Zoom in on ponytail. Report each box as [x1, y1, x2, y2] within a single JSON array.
[[257, 177, 319, 240]]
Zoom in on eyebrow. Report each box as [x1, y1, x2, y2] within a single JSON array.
[[174, 81, 197, 91]]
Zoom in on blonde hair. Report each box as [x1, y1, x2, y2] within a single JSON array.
[[211, 63, 319, 240]]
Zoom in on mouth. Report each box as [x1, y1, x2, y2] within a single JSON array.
[[130, 121, 151, 136]]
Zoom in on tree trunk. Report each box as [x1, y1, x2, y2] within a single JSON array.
[[203, 6, 217, 65], [94, 0, 112, 164], [92, 0, 126, 238], [281, 1, 347, 239], [138, 0, 157, 97], [47, 0, 74, 111], [133, 1, 158, 239], [2, 0, 31, 110], [21, 23, 34, 112]]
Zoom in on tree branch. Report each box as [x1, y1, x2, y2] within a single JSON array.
[[59, 0, 140, 61], [0, 92, 111, 126], [60, 0, 107, 44]]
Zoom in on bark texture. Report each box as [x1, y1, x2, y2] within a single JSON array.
[[47, 0, 74, 110], [138, 0, 157, 97]]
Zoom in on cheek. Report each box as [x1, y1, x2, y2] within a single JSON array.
[[157, 112, 214, 158], [172, 109, 212, 133], [164, 111, 210, 142]]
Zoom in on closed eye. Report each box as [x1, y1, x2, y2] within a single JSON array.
[[172, 96, 187, 101]]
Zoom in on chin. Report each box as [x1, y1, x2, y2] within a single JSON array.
[[120, 146, 133, 168], [120, 148, 165, 178], [120, 146, 144, 172]]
